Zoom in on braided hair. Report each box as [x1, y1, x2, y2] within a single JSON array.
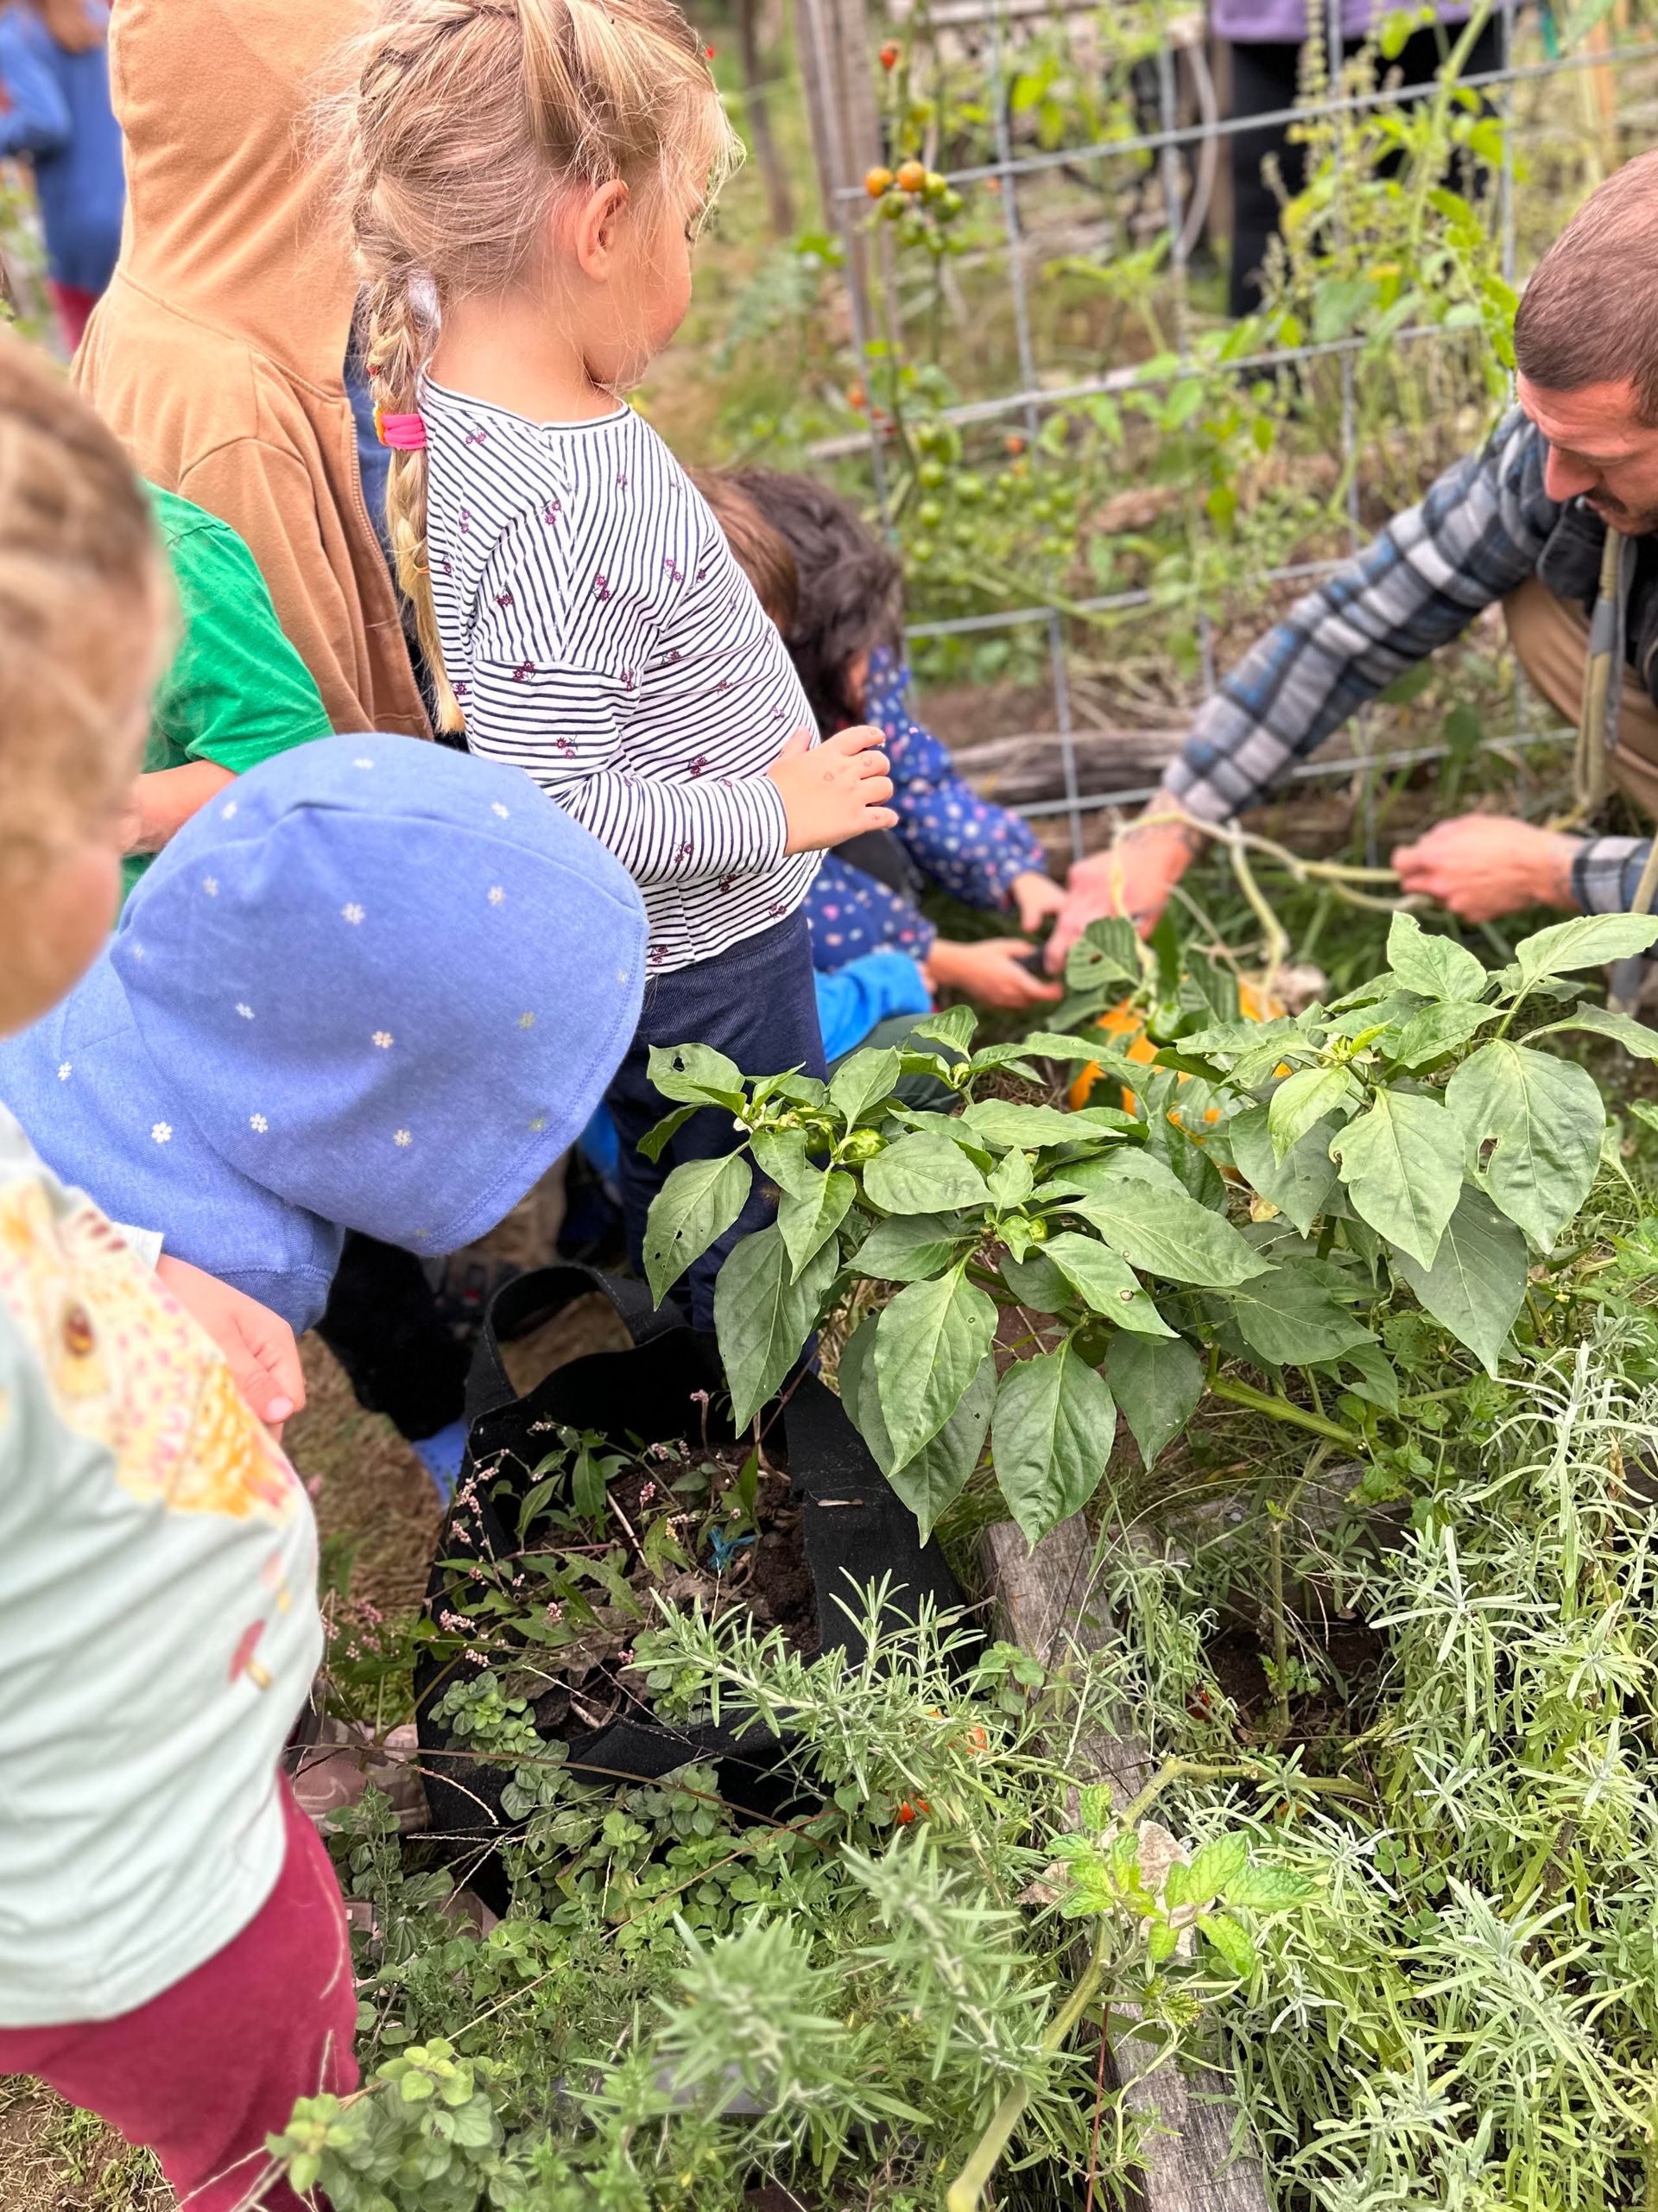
[[326, 0, 737, 732]]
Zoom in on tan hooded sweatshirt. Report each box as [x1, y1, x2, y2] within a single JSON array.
[[76, 0, 428, 741]]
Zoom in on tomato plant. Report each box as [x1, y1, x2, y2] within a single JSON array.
[[644, 909, 1658, 1545]]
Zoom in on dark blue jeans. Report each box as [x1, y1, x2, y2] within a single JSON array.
[[608, 910, 826, 1329]]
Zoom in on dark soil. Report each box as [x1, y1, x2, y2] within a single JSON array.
[[439, 1288, 824, 1752], [505, 1442, 822, 1747], [1206, 1616, 1386, 1757]]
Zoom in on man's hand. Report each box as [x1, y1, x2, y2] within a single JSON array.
[[1390, 815, 1579, 923], [924, 935, 1063, 1009], [1009, 868, 1066, 935], [155, 1255, 305, 1436], [1045, 815, 1202, 973]]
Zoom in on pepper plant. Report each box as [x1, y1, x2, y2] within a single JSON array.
[[643, 908, 1658, 1546]]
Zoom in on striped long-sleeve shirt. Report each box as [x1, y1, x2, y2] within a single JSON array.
[[1161, 407, 1656, 914], [424, 383, 819, 971]]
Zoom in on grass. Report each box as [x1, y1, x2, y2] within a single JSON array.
[[0, 2079, 171, 2212]]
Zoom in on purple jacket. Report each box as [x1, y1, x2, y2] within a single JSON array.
[[1212, 0, 1471, 40]]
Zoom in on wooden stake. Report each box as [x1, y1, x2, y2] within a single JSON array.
[[978, 1512, 1270, 2212]]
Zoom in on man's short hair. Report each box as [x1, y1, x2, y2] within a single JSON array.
[[1514, 149, 1658, 421], [687, 467, 801, 632], [727, 468, 905, 732]]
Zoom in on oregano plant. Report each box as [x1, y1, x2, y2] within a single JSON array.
[[642, 909, 1658, 1547]]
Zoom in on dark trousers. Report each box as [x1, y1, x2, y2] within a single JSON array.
[[608, 910, 826, 1330], [317, 1230, 469, 1441], [1227, 19, 1502, 319]]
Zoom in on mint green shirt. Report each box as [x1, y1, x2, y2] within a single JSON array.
[[124, 487, 333, 897], [0, 1107, 322, 2024]]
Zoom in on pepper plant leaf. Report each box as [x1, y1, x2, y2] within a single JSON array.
[[648, 1043, 746, 1108], [1268, 1065, 1357, 1162], [873, 1266, 999, 1468], [908, 1005, 978, 1055], [990, 1341, 1117, 1546], [1105, 1331, 1204, 1468], [1219, 1262, 1372, 1368], [643, 1152, 752, 1307], [986, 1147, 1035, 1209], [750, 1125, 821, 1201], [960, 1098, 1105, 1150], [1064, 915, 1141, 993], [864, 1131, 992, 1216], [999, 1250, 1070, 1308], [827, 1046, 904, 1129], [638, 1103, 699, 1165], [1533, 1002, 1658, 1062], [1388, 998, 1498, 1069], [1044, 1233, 1177, 1336], [1232, 1035, 1323, 1091], [885, 1356, 997, 1543], [838, 1319, 992, 1539], [1226, 1104, 1341, 1239], [1326, 1340, 1400, 1414], [777, 1168, 856, 1283], [1066, 1152, 1268, 1288], [1445, 1040, 1605, 1251], [969, 1041, 1048, 1077], [1389, 1184, 1527, 1378], [1328, 1088, 1465, 1269], [713, 1225, 838, 1430], [1385, 910, 1488, 1003], [1513, 912, 1658, 985], [1020, 1030, 1133, 1065], [853, 1212, 973, 1283]]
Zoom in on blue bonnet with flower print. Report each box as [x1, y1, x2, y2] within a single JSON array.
[[0, 734, 648, 1332]]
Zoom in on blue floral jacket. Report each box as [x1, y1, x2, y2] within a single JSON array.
[[802, 649, 1047, 969]]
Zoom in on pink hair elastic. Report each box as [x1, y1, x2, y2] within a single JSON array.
[[374, 406, 428, 451]]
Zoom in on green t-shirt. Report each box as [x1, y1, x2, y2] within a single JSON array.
[[123, 486, 333, 896]]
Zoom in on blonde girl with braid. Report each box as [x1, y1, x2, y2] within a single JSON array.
[[332, 0, 899, 1324]]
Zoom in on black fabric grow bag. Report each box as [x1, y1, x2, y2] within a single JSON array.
[[414, 1264, 964, 1909]]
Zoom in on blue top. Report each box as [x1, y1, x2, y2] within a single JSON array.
[[0, 735, 649, 1334], [813, 950, 932, 1059], [344, 336, 391, 559], [0, 4, 122, 295], [801, 646, 1047, 970]]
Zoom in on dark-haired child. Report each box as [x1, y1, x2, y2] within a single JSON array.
[[725, 467, 1062, 1011]]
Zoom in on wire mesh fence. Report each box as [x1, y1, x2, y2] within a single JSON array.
[[790, 0, 1658, 865]]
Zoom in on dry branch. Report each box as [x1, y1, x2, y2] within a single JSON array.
[[950, 726, 1187, 808]]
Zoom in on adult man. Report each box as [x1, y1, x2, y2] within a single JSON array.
[[1047, 149, 1658, 966]]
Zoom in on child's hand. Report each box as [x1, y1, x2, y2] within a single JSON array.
[[923, 935, 1062, 1009], [1009, 868, 1065, 934], [155, 1256, 306, 1437], [769, 726, 897, 855]]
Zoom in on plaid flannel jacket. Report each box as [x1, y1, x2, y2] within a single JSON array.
[[1161, 406, 1651, 914]]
